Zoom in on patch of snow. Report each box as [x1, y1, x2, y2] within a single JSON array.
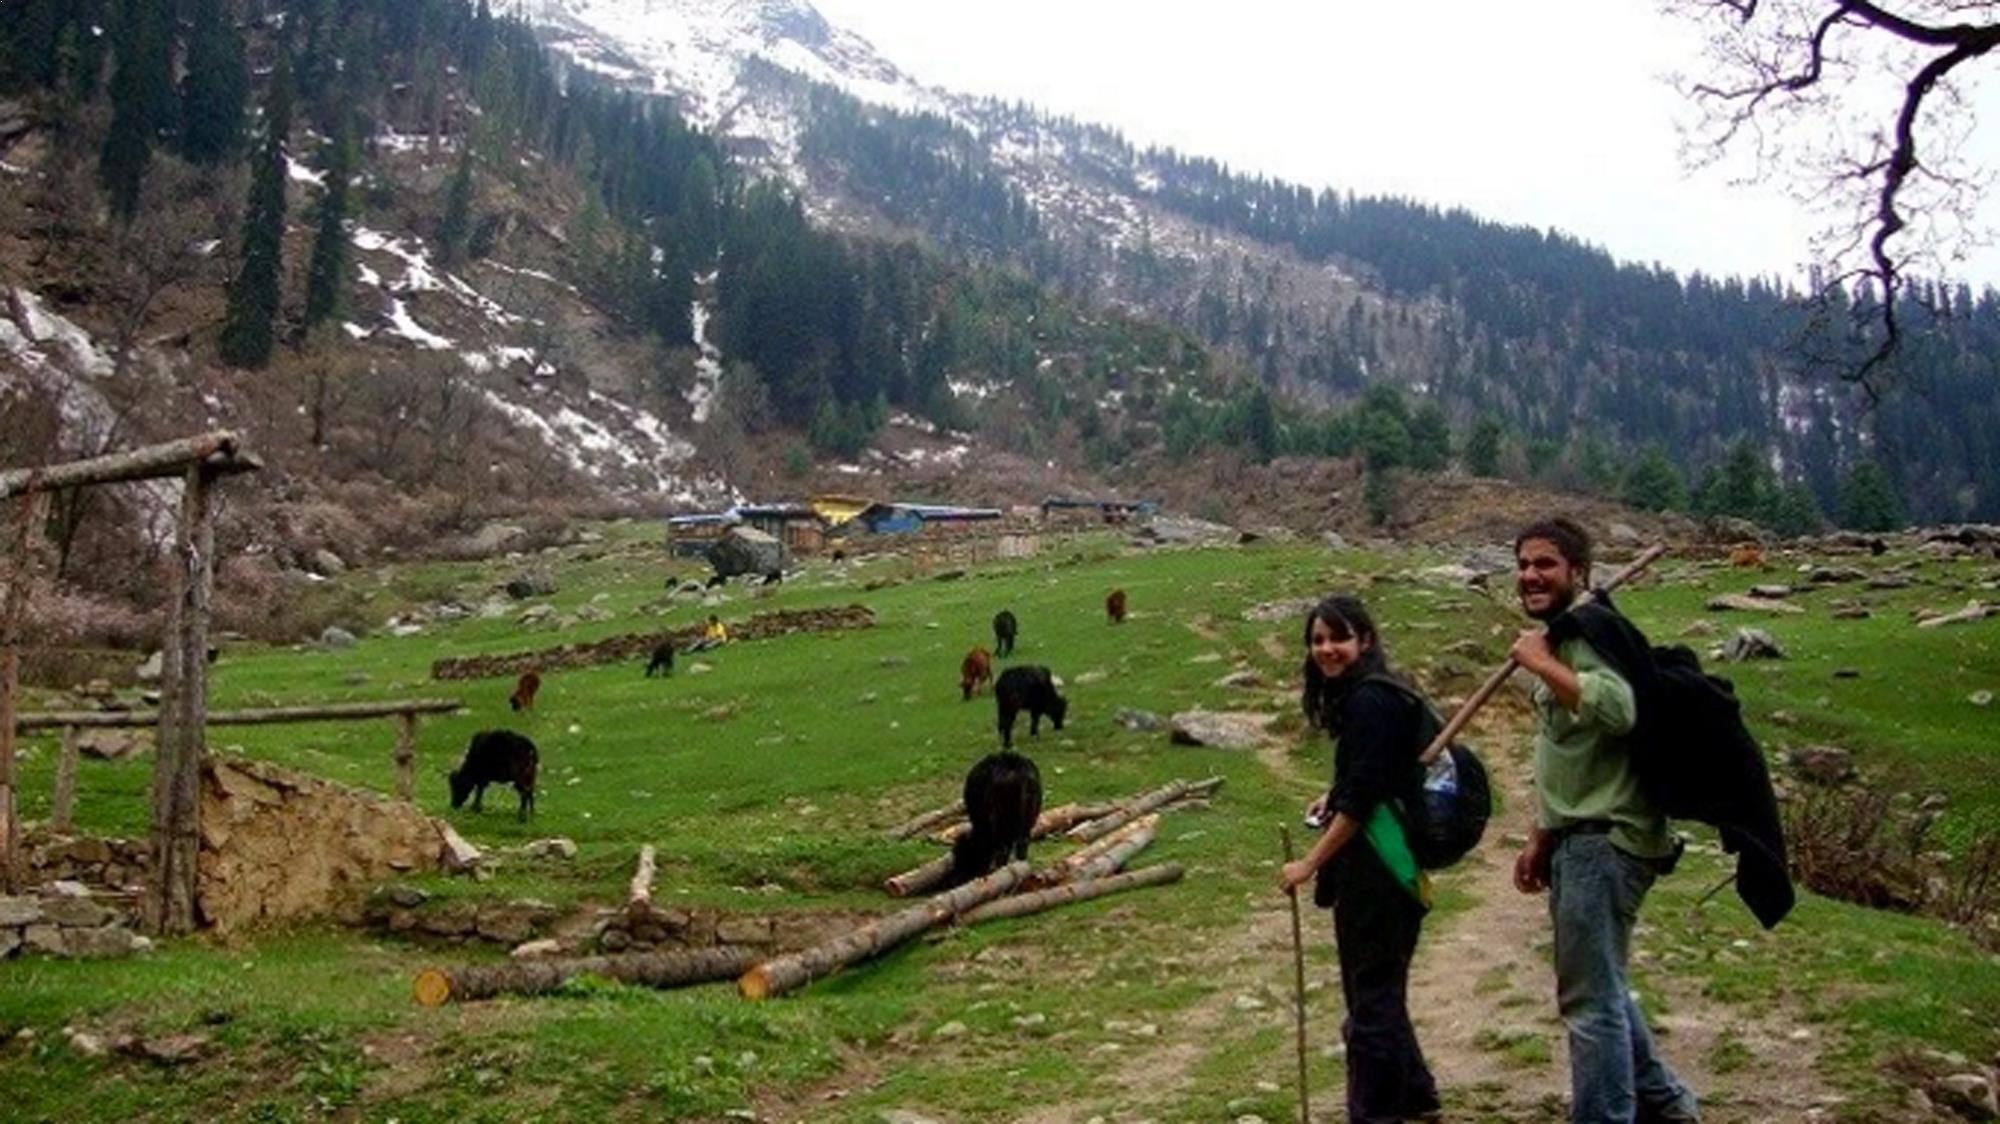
[[382, 297, 454, 350], [686, 296, 723, 423], [948, 378, 997, 401], [461, 351, 494, 373], [9, 289, 115, 378], [355, 261, 382, 287], [342, 321, 373, 340], [285, 155, 326, 187]]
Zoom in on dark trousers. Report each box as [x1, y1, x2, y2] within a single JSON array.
[[1329, 850, 1440, 1123]]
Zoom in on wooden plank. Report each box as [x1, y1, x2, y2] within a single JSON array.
[[148, 465, 213, 935], [50, 725, 79, 833], [0, 491, 48, 893], [0, 432, 255, 498], [628, 844, 658, 906], [14, 698, 465, 731], [393, 712, 417, 802]]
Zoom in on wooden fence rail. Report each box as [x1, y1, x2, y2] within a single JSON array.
[[15, 699, 463, 824]]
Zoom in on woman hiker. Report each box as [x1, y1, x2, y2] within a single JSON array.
[[1278, 594, 1442, 1123]]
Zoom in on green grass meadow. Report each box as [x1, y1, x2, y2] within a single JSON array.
[[1, 527, 1996, 1121]]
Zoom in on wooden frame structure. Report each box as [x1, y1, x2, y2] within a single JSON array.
[[0, 432, 258, 933]]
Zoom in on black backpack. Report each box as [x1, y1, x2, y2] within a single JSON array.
[[1550, 601, 1796, 929], [1363, 676, 1493, 870]]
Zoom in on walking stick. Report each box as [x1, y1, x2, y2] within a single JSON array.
[[1418, 544, 1669, 765], [1281, 826, 1311, 1124]]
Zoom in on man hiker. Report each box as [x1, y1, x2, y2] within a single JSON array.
[[1509, 517, 1700, 1124]]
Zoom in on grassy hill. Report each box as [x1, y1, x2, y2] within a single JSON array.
[[2, 526, 1996, 1121]]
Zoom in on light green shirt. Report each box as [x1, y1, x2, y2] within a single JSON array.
[[1532, 637, 1675, 859]]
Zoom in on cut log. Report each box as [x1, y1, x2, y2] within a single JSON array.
[[742, 861, 1028, 1000], [884, 851, 957, 899], [959, 863, 1184, 925], [413, 946, 761, 1004], [930, 801, 1117, 846], [1028, 815, 1159, 890], [1067, 776, 1224, 843], [628, 844, 657, 906], [889, 800, 964, 839], [1068, 819, 1159, 883]]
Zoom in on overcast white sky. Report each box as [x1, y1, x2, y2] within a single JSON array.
[[813, 0, 2000, 289]]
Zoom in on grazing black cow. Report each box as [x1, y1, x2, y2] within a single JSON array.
[[449, 730, 539, 821], [995, 665, 1066, 750], [645, 640, 675, 677], [760, 570, 783, 585], [992, 609, 1018, 658], [704, 572, 729, 590], [949, 750, 1044, 886]]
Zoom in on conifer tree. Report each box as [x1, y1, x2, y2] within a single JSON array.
[[302, 123, 353, 335], [1839, 461, 1905, 533], [180, 0, 248, 166], [1621, 444, 1688, 512], [98, 0, 173, 220], [1464, 415, 1503, 476], [219, 58, 293, 369], [1768, 482, 1824, 539], [1243, 385, 1277, 465], [1407, 402, 1450, 471], [437, 148, 475, 267]]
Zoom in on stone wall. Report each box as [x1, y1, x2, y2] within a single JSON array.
[[21, 828, 151, 891], [198, 754, 461, 933], [428, 604, 876, 681], [0, 883, 150, 959]]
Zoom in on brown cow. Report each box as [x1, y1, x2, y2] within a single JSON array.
[[1106, 588, 1128, 624], [960, 647, 994, 701], [1728, 543, 1766, 569], [509, 669, 542, 712]]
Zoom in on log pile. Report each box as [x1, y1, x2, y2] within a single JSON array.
[[429, 605, 877, 681]]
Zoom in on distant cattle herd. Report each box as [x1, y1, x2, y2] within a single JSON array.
[[454, 579, 1131, 885]]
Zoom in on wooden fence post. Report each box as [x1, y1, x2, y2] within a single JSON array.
[[148, 465, 215, 935], [394, 711, 417, 801], [0, 489, 48, 894], [51, 725, 79, 833]]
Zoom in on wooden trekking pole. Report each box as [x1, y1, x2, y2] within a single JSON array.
[[1281, 826, 1311, 1124], [1419, 544, 1668, 765]]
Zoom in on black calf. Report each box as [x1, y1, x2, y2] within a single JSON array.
[[645, 640, 675, 677], [449, 730, 538, 821], [995, 665, 1067, 750]]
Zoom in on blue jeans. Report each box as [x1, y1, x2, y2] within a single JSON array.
[[1550, 832, 1699, 1124]]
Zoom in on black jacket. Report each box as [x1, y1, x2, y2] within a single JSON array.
[[1547, 595, 1795, 929]]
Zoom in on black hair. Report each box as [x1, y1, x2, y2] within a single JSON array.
[[1300, 593, 1394, 735], [1514, 516, 1594, 575]]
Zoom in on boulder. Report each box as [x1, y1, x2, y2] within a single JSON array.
[[77, 730, 151, 761], [1607, 522, 1643, 547], [1935, 1072, 1998, 1121], [308, 549, 347, 576], [1809, 566, 1868, 585], [135, 651, 164, 683], [1786, 745, 1855, 786], [1141, 515, 1237, 546], [505, 570, 557, 600], [1168, 710, 1275, 750], [1721, 628, 1786, 662], [1748, 584, 1794, 599], [318, 626, 357, 649], [708, 527, 785, 580], [1116, 708, 1165, 732], [1321, 531, 1350, 551], [461, 523, 530, 557]]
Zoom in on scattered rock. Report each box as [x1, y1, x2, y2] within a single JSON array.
[[1679, 619, 1720, 638], [1786, 746, 1855, 786], [509, 937, 560, 958], [1809, 566, 1868, 584], [1168, 710, 1275, 750], [932, 1021, 968, 1040], [1232, 993, 1267, 1012], [1867, 573, 1914, 590], [1973, 691, 1995, 708], [1242, 598, 1314, 623], [1321, 531, 1350, 551], [1830, 605, 1873, 620], [77, 730, 150, 761], [1749, 584, 1795, 599], [1116, 708, 1165, 732], [66, 1029, 107, 1057], [120, 1033, 212, 1065], [309, 549, 347, 577], [318, 626, 357, 649], [135, 651, 164, 682], [521, 837, 578, 861], [505, 570, 557, 600], [1918, 601, 1999, 629], [1721, 628, 1786, 662], [1706, 593, 1806, 615], [517, 604, 558, 626], [381, 884, 429, 908], [1215, 670, 1265, 689], [1935, 1072, 1999, 1121], [1607, 522, 1643, 547]]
